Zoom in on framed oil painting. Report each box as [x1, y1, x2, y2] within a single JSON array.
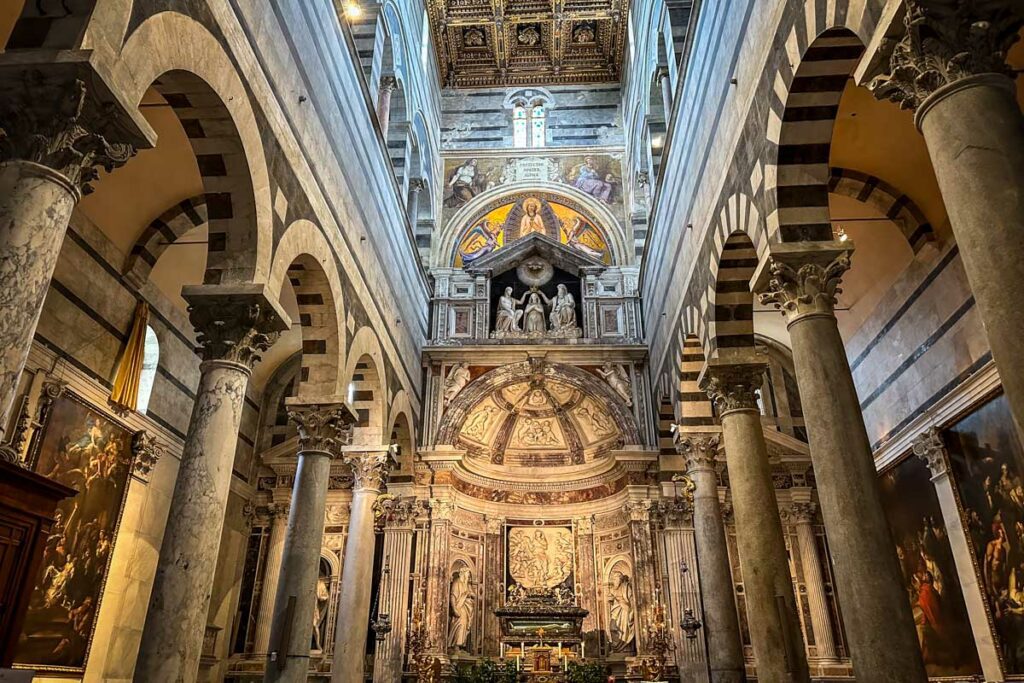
[[14, 386, 136, 673], [945, 392, 1024, 674], [878, 452, 982, 677]]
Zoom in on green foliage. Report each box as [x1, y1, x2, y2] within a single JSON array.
[[452, 658, 521, 683], [565, 661, 607, 683]]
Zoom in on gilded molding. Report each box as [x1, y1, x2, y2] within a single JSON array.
[[758, 253, 852, 324], [0, 76, 136, 196], [869, 0, 1023, 113]]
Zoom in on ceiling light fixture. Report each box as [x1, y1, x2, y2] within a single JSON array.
[[344, 2, 362, 20]]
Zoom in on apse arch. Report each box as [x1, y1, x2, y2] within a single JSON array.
[[436, 182, 631, 268]]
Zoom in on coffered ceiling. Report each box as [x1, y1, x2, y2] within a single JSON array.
[[427, 0, 630, 88]]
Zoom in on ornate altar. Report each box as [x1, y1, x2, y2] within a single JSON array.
[[495, 585, 588, 679]]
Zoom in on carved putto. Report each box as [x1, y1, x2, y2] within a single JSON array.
[[518, 25, 541, 47], [597, 362, 633, 406], [443, 362, 472, 406]]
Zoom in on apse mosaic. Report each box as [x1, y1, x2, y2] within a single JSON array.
[[453, 196, 612, 267]]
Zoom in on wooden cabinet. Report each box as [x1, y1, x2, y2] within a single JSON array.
[[0, 460, 74, 667]]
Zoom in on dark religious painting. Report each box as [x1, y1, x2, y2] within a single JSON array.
[[14, 390, 135, 673], [878, 453, 982, 676], [945, 393, 1024, 673]]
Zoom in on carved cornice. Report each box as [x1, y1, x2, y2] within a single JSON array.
[[700, 363, 765, 416], [675, 433, 720, 472], [185, 288, 289, 368], [344, 449, 397, 494], [0, 74, 136, 196], [912, 426, 948, 478], [869, 0, 1023, 114], [287, 401, 355, 456], [758, 253, 852, 324]]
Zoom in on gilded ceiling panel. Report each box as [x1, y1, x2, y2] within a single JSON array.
[[428, 0, 630, 87]]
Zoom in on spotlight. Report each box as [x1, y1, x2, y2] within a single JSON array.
[[344, 3, 362, 19]]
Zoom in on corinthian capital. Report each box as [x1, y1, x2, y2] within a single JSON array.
[[343, 448, 397, 493], [912, 426, 949, 478], [0, 73, 137, 195], [789, 502, 818, 524], [675, 432, 721, 472], [287, 399, 356, 456], [184, 285, 290, 368], [757, 251, 851, 324], [699, 359, 766, 416], [869, 0, 1023, 113]]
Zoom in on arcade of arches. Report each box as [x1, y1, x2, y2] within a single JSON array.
[[0, 2, 1022, 682]]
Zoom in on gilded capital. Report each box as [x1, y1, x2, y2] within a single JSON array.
[[699, 362, 765, 415], [675, 433, 721, 472], [344, 449, 397, 493], [758, 253, 851, 324], [912, 427, 948, 478], [869, 0, 1023, 114], [185, 286, 290, 368], [287, 400, 356, 456], [0, 75, 137, 196]]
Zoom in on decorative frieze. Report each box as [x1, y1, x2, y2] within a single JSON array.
[[869, 0, 1023, 112]]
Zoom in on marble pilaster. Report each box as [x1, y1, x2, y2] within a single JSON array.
[[373, 498, 419, 683], [912, 428, 1003, 681], [625, 500, 659, 655], [135, 287, 289, 681], [330, 446, 397, 683], [264, 399, 355, 683], [253, 503, 290, 655], [787, 503, 837, 663], [408, 177, 425, 224], [573, 516, 600, 655], [700, 358, 810, 683], [676, 434, 745, 683], [657, 499, 709, 683], [871, 2, 1024, 432], [0, 76, 136, 441], [424, 498, 454, 661], [756, 243, 926, 682]]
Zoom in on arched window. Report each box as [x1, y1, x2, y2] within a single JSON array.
[[531, 103, 546, 147], [137, 325, 160, 415], [513, 104, 529, 147]]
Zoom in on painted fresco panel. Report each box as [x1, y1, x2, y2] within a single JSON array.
[[14, 391, 136, 673], [946, 393, 1024, 673], [879, 453, 982, 676]]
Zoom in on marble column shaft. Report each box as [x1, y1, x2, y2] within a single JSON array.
[[659, 69, 674, 120], [376, 76, 397, 139], [135, 292, 287, 682], [870, 3, 1024, 433], [701, 360, 809, 683], [330, 448, 396, 683], [264, 401, 354, 683], [0, 77, 136, 432], [407, 178, 424, 224], [677, 435, 746, 683], [482, 516, 505, 657], [373, 500, 418, 683], [253, 505, 289, 655], [788, 504, 837, 662], [913, 429, 1003, 681], [424, 499, 454, 658], [574, 517, 600, 655], [626, 502, 659, 655], [757, 246, 926, 682]]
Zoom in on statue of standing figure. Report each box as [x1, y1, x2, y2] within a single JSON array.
[[599, 362, 633, 406]]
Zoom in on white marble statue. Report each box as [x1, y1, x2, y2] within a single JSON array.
[[443, 362, 472, 405], [598, 362, 633, 406], [448, 567, 475, 650], [520, 289, 548, 334], [548, 284, 577, 331], [312, 575, 330, 651], [608, 570, 635, 652], [495, 287, 524, 334]]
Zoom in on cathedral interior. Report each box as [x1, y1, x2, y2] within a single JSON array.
[[0, 1, 1022, 682]]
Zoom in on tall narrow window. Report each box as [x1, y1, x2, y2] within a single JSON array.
[[137, 325, 160, 415], [530, 104, 546, 147], [513, 104, 528, 147]]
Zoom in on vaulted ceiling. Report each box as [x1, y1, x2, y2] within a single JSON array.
[[427, 0, 631, 88]]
